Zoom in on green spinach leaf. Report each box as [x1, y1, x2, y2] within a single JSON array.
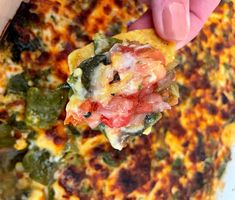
[[93, 34, 122, 54], [79, 55, 107, 91], [144, 112, 162, 128], [25, 87, 68, 128], [7, 73, 28, 95], [0, 124, 15, 148], [23, 149, 57, 185]]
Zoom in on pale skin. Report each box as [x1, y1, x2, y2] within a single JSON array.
[[129, 0, 221, 49]]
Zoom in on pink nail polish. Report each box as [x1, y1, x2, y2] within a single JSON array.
[[162, 2, 190, 41]]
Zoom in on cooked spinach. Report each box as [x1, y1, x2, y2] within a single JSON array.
[[25, 87, 68, 128], [93, 34, 122, 54], [144, 112, 162, 128], [0, 123, 15, 148], [0, 170, 29, 200], [0, 148, 26, 172], [79, 55, 107, 91], [7, 114, 27, 130], [121, 125, 145, 136], [102, 152, 122, 167], [178, 84, 191, 102], [23, 149, 57, 185], [155, 148, 169, 161], [107, 21, 122, 36], [171, 158, 185, 177], [67, 125, 80, 136], [63, 152, 85, 167], [7, 73, 29, 95], [7, 19, 41, 62], [47, 186, 55, 200], [79, 183, 93, 196], [217, 153, 231, 179]]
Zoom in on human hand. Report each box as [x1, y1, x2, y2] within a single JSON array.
[[129, 0, 221, 49]]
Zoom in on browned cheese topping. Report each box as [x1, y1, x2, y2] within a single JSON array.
[[0, 0, 234, 200]]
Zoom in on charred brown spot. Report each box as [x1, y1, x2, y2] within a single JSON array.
[[209, 23, 217, 32], [191, 97, 201, 106], [169, 120, 186, 136], [56, 50, 69, 61], [92, 26, 99, 34], [91, 145, 106, 157], [103, 5, 112, 15], [59, 166, 86, 195], [182, 140, 189, 148], [64, 42, 76, 53], [200, 31, 208, 42], [37, 51, 50, 64], [191, 172, 205, 192], [0, 110, 8, 120], [55, 68, 68, 82], [117, 156, 150, 194], [114, 0, 123, 7], [221, 109, 230, 120], [230, 105, 235, 115], [75, 0, 97, 25], [109, 71, 120, 84], [45, 126, 67, 145], [51, 36, 60, 45], [82, 128, 101, 139], [94, 164, 102, 170], [215, 42, 224, 52], [221, 93, 229, 104], [7, 100, 25, 107], [96, 18, 104, 24], [205, 103, 218, 115], [206, 125, 219, 133], [155, 189, 168, 199], [190, 133, 206, 162], [14, 131, 22, 139], [191, 75, 210, 89]]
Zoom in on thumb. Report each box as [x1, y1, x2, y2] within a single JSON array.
[[151, 0, 190, 41]]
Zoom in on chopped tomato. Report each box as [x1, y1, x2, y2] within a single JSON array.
[[136, 48, 165, 65], [79, 100, 92, 112], [101, 115, 131, 128], [64, 112, 83, 126], [98, 96, 135, 128], [135, 103, 153, 114]]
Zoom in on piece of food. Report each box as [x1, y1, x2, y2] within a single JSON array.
[[65, 29, 178, 150]]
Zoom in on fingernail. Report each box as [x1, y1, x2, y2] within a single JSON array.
[[162, 2, 190, 41]]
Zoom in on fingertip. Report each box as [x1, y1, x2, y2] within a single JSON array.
[[128, 10, 154, 31], [151, 0, 190, 42]]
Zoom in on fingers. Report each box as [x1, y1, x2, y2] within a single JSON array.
[[190, 0, 221, 22], [129, 0, 221, 49], [176, 0, 221, 49], [128, 10, 154, 31], [130, 0, 190, 41], [151, 0, 190, 41]]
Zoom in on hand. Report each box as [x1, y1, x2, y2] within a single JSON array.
[[129, 0, 221, 49]]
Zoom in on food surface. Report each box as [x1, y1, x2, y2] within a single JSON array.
[[0, 0, 234, 200], [65, 30, 177, 150]]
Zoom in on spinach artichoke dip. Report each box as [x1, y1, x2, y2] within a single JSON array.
[[65, 29, 178, 150]]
